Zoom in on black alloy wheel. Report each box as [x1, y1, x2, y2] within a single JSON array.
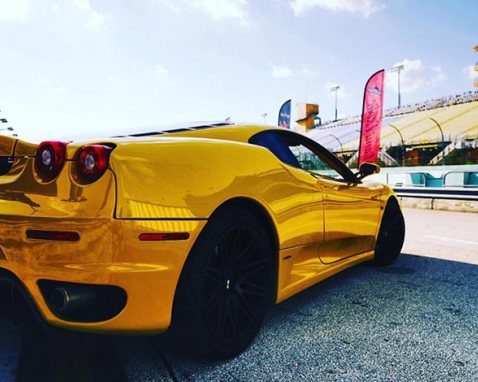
[[203, 224, 269, 346], [373, 200, 406, 266], [172, 207, 274, 359]]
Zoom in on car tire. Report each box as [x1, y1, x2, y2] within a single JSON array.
[[171, 207, 274, 359], [373, 199, 405, 266]]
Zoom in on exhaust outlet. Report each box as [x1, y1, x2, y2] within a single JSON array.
[[49, 286, 96, 314], [39, 280, 127, 322]]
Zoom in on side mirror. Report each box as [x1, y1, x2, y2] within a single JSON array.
[[358, 162, 380, 180]]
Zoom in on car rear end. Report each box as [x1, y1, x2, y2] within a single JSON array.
[[0, 135, 205, 334]]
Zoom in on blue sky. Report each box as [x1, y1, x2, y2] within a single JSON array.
[[0, 0, 477, 141]]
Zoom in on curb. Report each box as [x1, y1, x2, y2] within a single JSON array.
[[398, 197, 478, 213]]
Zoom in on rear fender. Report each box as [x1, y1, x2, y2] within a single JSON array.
[[109, 140, 285, 220]]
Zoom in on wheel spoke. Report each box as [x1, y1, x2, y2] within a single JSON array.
[[204, 286, 223, 312], [236, 236, 259, 265], [233, 293, 257, 324], [215, 295, 228, 335], [205, 265, 223, 285], [238, 257, 267, 281], [240, 279, 265, 298], [217, 236, 231, 267], [231, 227, 246, 257], [226, 298, 240, 340]]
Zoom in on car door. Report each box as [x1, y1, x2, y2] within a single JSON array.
[[249, 130, 324, 250], [316, 176, 382, 263], [284, 133, 382, 264], [250, 130, 382, 264]]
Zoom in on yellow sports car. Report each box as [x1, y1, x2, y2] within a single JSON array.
[[0, 123, 405, 358]]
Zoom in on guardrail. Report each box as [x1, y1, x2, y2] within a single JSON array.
[[393, 187, 478, 201], [380, 171, 478, 188]]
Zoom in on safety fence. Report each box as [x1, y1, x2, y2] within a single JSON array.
[[378, 171, 478, 188], [375, 166, 478, 201], [392, 187, 478, 201]]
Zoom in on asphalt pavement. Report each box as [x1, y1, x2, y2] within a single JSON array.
[[401, 207, 478, 264], [1, 208, 478, 381]]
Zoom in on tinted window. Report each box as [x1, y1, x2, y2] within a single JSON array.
[[250, 130, 355, 182], [249, 130, 300, 168], [289, 144, 343, 179]]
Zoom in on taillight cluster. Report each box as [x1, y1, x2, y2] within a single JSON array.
[[34, 141, 114, 184], [35, 141, 68, 182], [75, 145, 113, 184]]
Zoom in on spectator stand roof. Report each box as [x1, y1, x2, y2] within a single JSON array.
[[307, 98, 478, 152]]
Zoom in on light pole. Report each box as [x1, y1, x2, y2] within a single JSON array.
[[330, 85, 340, 122], [261, 113, 268, 124], [391, 64, 405, 109], [429, 117, 446, 165], [429, 118, 445, 145], [0, 127, 14, 132]]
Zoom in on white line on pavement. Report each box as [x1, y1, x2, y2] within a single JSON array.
[[424, 235, 478, 246]]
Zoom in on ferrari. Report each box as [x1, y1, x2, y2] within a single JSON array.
[[0, 123, 405, 358]]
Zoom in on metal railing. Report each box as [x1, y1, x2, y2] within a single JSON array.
[[374, 168, 478, 201], [393, 187, 478, 201], [376, 170, 478, 188]]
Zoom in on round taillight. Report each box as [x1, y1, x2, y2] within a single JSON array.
[[76, 145, 113, 184], [35, 141, 68, 182]]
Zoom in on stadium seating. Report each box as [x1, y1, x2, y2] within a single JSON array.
[[308, 99, 478, 152]]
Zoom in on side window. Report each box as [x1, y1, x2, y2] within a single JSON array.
[[289, 144, 324, 170], [288, 144, 343, 180], [249, 130, 346, 181], [249, 130, 301, 168]]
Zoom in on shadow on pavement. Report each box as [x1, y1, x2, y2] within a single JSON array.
[[2, 253, 478, 381], [154, 254, 478, 381], [0, 285, 128, 382]]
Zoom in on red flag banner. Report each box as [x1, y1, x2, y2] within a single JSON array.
[[358, 69, 385, 167]]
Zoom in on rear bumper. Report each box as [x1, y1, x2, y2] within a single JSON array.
[[0, 217, 206, 334]]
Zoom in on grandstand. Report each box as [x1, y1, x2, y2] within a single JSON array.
[[306, 90, 478, 167]]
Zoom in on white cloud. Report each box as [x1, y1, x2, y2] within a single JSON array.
[[463, 64, 478, 82], [71, 0, 106, 30], [108, 75, 122, 85], [386, 59, 447, 94], [153, 64, 170, 80], [302, 66, 318, 77], [429, 65, 446, 87], [153, 0, 182, 13], [0, 0, 29, 22], [85, 10, 105, 29], [290, 0, 385, 17], [72, 0, 90, 12], [154, 0, 250, 25], [272, 65, 293, 78], [271, 65, 318, 79], [189, 0, 249, 23], [36, 77, 68, 96]]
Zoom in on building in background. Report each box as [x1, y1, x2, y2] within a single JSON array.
[[306, 91, 478, 167], [295, 103, 319, 134]]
